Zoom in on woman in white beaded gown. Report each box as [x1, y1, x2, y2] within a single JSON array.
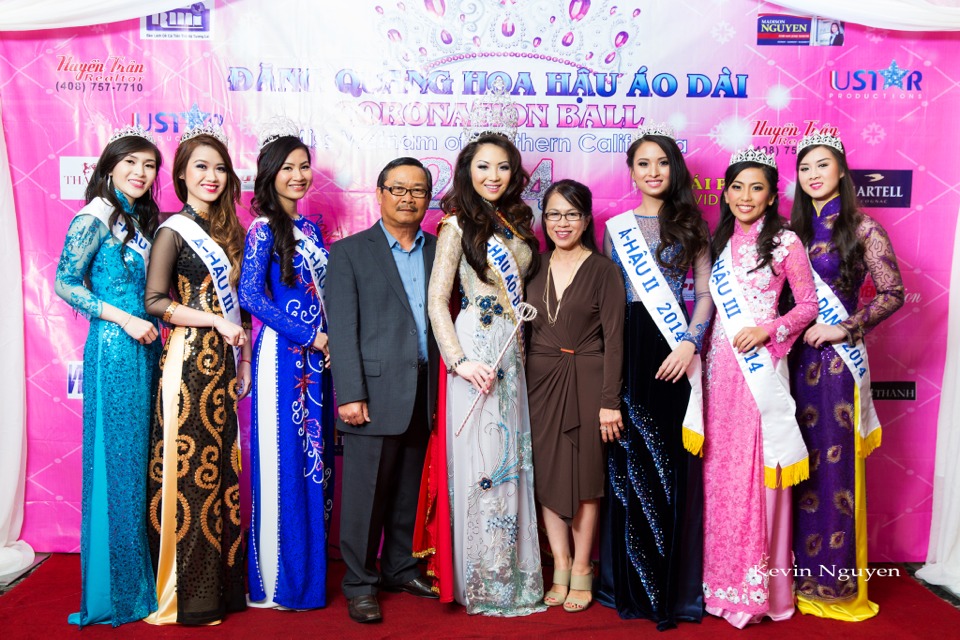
[[427, 132, 545, 616]]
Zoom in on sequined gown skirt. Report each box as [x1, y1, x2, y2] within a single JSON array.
[[248, 326, 334, 610], [72, 314, 160, 627], [598, 302, 703, 629], [147, 323, 246, 625], [445, 308, 546, 616]]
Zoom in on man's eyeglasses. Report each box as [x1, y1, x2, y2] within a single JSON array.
[[543, 211, 585, 222], [381, 185, 430, 198]]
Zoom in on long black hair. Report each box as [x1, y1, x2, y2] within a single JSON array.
[[790, 144, 864, 296], [250, 136, 312, 287], [712, 161, 786, 274], [84, 135, 162, 247], [172, 134, 245, 286], [627, 134, 709, 270], [539, 179, 598, 253], [440, 133, 540, 282]]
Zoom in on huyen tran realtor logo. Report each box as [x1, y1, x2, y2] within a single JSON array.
[[142, 2, 212, 40]]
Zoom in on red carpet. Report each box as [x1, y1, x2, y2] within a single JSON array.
[[1, 555, 957, 639]]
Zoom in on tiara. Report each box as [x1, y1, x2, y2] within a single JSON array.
[[179, 124, 228, 146], [258, 116, 303, 150], [634, 121, 676, 141], [462, 77, 520, 143], [108, 124, 156, 145], [729, 145, 777, 169], [797, 132, 844, 154]]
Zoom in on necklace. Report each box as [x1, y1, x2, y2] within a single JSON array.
[[543, 247, 589, 325], [494, 209, 519, 239], [185, 203, 209, 219]]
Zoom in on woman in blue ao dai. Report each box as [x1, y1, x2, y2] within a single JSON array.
[[240, 135, 334, 610], [54, 131, 162, 627]]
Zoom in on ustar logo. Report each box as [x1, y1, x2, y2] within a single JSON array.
[[829, 60, 922, 100]]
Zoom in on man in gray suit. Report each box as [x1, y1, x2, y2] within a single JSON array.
[[326, 157, 439, 623]]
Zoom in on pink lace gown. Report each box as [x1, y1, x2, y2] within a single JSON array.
[[701, 221, 817, 628]]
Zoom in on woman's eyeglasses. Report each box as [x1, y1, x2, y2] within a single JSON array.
[[543, 211, 585, 222]]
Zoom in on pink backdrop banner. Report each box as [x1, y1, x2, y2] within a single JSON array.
[[1, 0, 957, 560]]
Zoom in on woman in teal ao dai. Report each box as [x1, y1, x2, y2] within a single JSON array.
[[54, 131, 163, 627], [240, 135, 334, 609]]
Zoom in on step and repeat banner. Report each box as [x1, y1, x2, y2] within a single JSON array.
[[1, 0, 957, 559]]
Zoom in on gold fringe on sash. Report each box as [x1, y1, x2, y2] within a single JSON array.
[[764, 457, 810, 489], [682, 427, 704, 457], [854, 384, 882, 458]]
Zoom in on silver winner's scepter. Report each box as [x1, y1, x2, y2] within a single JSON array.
[[455, 301, 538, 437]]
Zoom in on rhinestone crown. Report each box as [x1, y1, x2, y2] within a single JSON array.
[[108, 124, 156, 145], [634, 121, 676, 141], [797, 132, 844, 154], [729, 145, 777, 169]]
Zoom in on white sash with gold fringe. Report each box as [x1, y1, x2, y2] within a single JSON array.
[[710, 242, 809, 488], [811, 268, 881, 456], [606, 211, 705, 455]]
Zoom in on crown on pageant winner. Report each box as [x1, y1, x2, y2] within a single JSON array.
[[634, 121, 676, 141], [797, 132, 844, 154], [462, 76, 520, 143], [179, 124, 229, 146], [258, 116, 303, 150], [108, 124, 156, 145], [729, 145, 777, 169]]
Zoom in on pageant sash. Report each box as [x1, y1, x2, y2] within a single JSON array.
[[251, 217, 328, 305], [77, 197, 151, 270], [710, 242, 809, 488], [811, 268, 882, 457], [160, 214, 242, 367], [444, 215, 524, 320], [606, 211, 705, 455]]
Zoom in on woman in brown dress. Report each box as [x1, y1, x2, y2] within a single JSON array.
[[526, 179, 625, 612]]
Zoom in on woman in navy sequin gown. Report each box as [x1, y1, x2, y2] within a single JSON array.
[[240, 135, 334, 609], [598, 131, 712, 629], [54, 132, 162, 627]]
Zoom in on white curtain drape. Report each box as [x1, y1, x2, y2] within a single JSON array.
[[0, 0, 190, 31], [0, 98, 33, 576], [771, 0, 960, 30], [0, 0, 188, 577], [915, 208, 960, 598]]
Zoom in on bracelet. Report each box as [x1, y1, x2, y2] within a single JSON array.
[[449, 356, 468, 372], [120, 313, 133, 329], [161, 301, 179, 324], [240, 359, 251, 365]]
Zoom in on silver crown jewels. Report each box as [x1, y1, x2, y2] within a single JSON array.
[[729, 145, 777, 169], [108, 124, 156, 145], [462, 77, 520, 143], [179, 124, 229, 146], [258, 115, 303, 150], [634, 121, 677, 141], [797, 132, 844, 154]]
